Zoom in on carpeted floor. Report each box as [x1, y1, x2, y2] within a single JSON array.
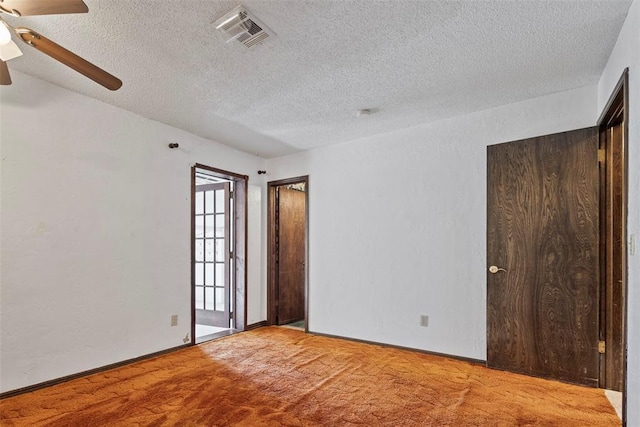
[[0, 327, 620, 426]]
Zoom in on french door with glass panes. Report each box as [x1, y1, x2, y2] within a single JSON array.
[[194, 182, 231, 327]]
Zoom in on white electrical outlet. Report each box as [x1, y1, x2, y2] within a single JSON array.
[[420, 315, 429, 327], [171, 315, 178, 326]]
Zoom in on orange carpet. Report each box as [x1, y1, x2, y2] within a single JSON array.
[[0, 327, 620, 426]]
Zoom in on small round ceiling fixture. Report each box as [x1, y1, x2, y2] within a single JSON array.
[[357, 108, 373, 117]]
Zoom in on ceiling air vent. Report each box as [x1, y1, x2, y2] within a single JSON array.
[[214, 6, 274, 49]]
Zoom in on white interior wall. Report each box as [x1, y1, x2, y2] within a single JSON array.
[[598, 0, 639, 423], [247, 184, 266, 325], [266, 85, 597, 360], [0, 71, 266, 392]]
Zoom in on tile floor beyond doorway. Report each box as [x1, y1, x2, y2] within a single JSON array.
[[282, 320, 305, 330], [604, 390, 622, 420], [196, 324, 229, 337]]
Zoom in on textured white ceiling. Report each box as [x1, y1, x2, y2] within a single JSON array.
[[1, 0, 632, 157]]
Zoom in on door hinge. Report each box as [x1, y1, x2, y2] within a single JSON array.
[[598, 340, 606, 354], [229, 190, 234, 199], [229, 250, 233, 259], [598, 149, 605, 164]]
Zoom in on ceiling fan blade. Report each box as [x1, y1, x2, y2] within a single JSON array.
[[16, 28, 122, 91], [0, 59, 11, 85], [0, 39, 23, 61], [0, 0, 87, 17]]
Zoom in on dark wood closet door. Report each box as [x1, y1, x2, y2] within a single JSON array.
[[487, 127, 599, 386], [277, 187, 306, 325]]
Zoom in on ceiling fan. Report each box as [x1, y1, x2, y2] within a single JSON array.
[[0, 0, 122, 90]]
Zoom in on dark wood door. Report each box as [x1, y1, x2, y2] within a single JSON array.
[[276, 187, 306, 325], [194, 182, 230, 328], [487, 127, 599, 386]]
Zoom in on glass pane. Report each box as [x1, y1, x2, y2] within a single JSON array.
[[195, 239, 204, 262], [195, 286, 204, 310], [216, 263, 225, 286], [229, 274, 234, 307], [229, 258, 235, 307], [205, 287, 214, 311], [195, 191, 204, 214], [216, 214, 225, 237], [216, 287, 225, 311], [205, 215, 215, 237], [205, 191, 214, 214], [215, 239, 225, 262], [195, 216, 204, 238], [228, 203, 236, 251], [216, 189, 225, 213], [205, 239, 214, 262], [205, 263, 214, 286], [195, 263, 204, 285]]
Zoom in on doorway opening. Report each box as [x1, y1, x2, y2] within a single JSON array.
[[597, 69, 628, 419], [192, 164, 248, 344], [267, 176, 309, 331]]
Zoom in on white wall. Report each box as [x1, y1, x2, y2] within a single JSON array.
[[0, 72, 266, 392], [266, 85, 597, 360], [598, 0, 640, 423], [247, 184, 266, 325]]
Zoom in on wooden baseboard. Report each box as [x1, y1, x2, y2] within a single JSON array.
[[246, 320, 268, 330], [309, 330, 486, 366], [2, 327, 484, 400], [0, 343, 191, 400]]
